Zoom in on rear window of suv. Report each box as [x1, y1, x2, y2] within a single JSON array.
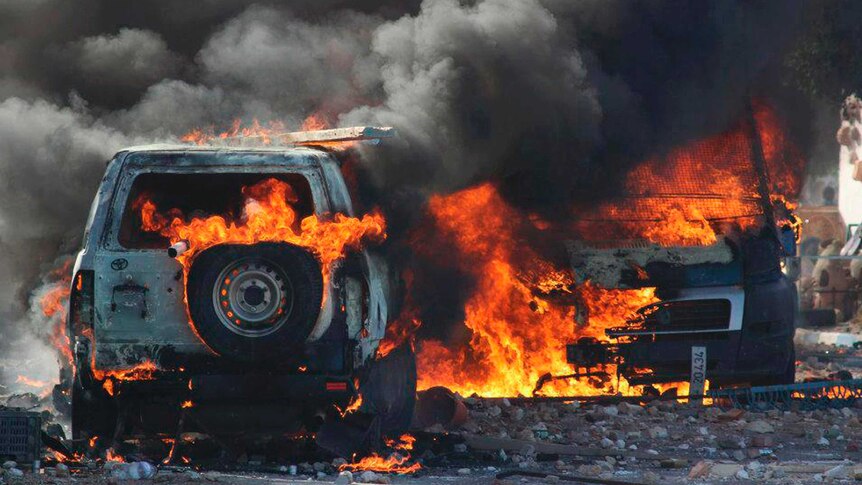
[[118, 172, 314, 249]]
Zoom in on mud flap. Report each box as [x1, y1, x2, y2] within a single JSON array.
[[362, 344, 417, 433], [71, 378, 117, 441], [316, 344, 416, 458], [71, 349, 117, 441]]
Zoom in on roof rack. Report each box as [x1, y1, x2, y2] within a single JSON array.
[[221, 126, 395, 146]]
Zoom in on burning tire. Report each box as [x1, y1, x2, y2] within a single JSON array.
[[187, 243, 323, 361]]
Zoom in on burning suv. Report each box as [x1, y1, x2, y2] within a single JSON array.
[[60, 127, 415, 444]]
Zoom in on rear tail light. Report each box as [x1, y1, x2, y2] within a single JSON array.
[[325, 381, 348, 392], [70, 270, 95, 334]]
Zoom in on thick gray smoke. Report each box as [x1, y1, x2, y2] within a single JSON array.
[[0, 99, 132, 332], [344, 0, 809, 213], [63, 29, 182, 94], [0, 0, 813, 377], [342, 0, 601, 197]]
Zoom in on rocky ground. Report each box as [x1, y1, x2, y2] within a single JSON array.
[[3, 340, 862, 484]]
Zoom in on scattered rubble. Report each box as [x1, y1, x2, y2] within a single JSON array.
[[5, 341, 862, 484]]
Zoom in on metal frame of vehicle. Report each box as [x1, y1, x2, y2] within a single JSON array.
[[65, 145, 395, 426], [566, 241, 798, 388]]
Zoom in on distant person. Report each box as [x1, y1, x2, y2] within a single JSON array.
[[813, 239, 853, 321], [838, 94, 862, 165]]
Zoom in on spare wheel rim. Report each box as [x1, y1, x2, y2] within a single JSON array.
[[212, 257, 294, 338]]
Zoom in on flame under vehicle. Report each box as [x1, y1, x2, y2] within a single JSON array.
[[59, 127, 415, 445]]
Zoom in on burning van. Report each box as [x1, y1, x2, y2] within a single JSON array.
[[564, 104, 801, 392], [59, 126, 415, 444]]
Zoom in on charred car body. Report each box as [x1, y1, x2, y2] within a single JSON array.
[[565, 107, 800, 391], [566, 234, 797, 389], [60, 127, 415, 443]]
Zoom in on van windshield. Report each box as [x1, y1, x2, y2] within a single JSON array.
[[118, 172, 314, 249]]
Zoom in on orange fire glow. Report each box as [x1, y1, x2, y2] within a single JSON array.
[[300, 113, 329, 131], [139, 177, 385, 352], [639, 206, 716, 246], [339, 434, 421, 475], [339, 395, 363, 417], [140, 178, 385, 285], [399, 184, 658, 398], [16, 375, 50, 388], [181, 119, 287, 146], [49, 449, 85, 464], [574, 102, 802, 246], [381, 103, 803, 398], [39, 261, 74, 367], [105, 449, 125, 463], [91, 360, 158, 396], [180, 114, 357, 150]]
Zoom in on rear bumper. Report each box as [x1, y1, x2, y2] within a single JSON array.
[[112, 373, 357, 433], [115, 373, 356, 403]]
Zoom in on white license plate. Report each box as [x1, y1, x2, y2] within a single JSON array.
[[690, 346, 707, 404]]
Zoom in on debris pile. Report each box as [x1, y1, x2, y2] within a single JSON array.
[[7, 341, 862, 484], [1, 394, 862, 484], [433, 394, 862, 483]]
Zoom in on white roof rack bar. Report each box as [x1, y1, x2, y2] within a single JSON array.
[[226, 126, 395, 144]]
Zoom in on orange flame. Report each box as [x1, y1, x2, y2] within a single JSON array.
[[386, 103, 802, 399], [377, 270, 421, 358], [139, 178, 385, 351], [39, 262, 74, 367], [181, 119, 287, 146], [339, 434, 421, 475], [339, 394, 363, 417], [16, 375, 50, 388], [181, 113, 356, 150], [141, 178, 385, 284], [105, 449, 125, 463], [91, 360, 158, 396], [574, 102, 802, 246], [300, 113, 329, 131], [50, 450, 85, 464], [396, 183, 657, 398]]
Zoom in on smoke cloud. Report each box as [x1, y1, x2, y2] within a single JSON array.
[[64, 29, 182, 94], [342, 0, 601, 201], [0, 0, 814, 375], [0, 98, 133, 338], [345, 0, 809, 213]]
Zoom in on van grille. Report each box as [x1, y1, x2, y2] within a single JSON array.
[[607, 299, 731, 337]]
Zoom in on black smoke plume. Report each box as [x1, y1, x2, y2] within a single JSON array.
[[0, 0, 815, 382]]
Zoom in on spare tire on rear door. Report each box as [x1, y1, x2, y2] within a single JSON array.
[[187, 243, 323, 361]]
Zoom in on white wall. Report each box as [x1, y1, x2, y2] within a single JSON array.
[[839, 144, 862, 226]]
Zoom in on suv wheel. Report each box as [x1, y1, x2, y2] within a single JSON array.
[[187, 243, 323, 361]]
